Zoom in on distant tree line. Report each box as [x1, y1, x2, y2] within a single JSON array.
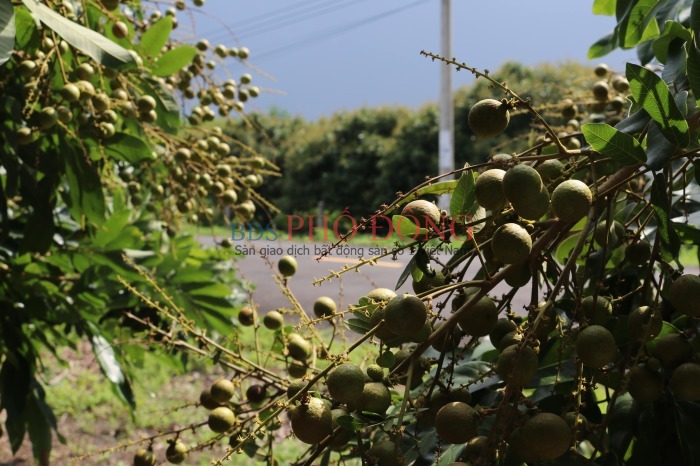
[[224, 61, 597, 225]]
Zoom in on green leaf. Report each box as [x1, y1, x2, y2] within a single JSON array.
[[692, 0, 700, 48], [582, 123, 647, 165], [449, 168, 478, 220], [646, 121, 676, 171], [392, 214, 419, 239], [626, 62, 690, 147], [13, 8, 36, 50], [652, 21, 691, 64], [650, 173, 681, 262], [694, 161, 700, 185], [139, 16, 172, 58], [25, 394, 51, 464], [413, 179, 457, 197], [152, 45, 197, 77], [593, 0, 616, 15], [142, 76, 181, 133], [687, 42, 700, 107], [555, 233, 581, 265], [618, 0, 660, 48], [395, 251, 419, 290], [86, 322, 136, 409], [344, 318, 371, 334], [0, 359, 31, 454], [589, 31, 618, 58], [20, 0, 135, 69], [336, 414, 366, 431], [661, 40, 687, 88], [64, 148, 106, 225], [0, 0, 15, 66], [103, 133, 154, 163]]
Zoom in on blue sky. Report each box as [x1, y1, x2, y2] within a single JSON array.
[[183, 0, 636, 119]]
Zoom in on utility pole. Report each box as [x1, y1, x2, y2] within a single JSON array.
[[437, 0, 454, 211]]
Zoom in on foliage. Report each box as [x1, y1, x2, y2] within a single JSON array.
[[95, 1, 700, 465], [0, 0, 275, 462]]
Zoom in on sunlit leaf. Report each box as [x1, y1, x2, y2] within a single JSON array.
[[582, 123, 647, 165], [0, 0, 15, 66], [152, 45, 197, 77]]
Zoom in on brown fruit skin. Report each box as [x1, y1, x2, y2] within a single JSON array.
[[199, 387, 221, 410], [246, 384, 267, 404], [628, 365, 663, 402], [592, 80, 610, 100], [668, 274, 700, 316], [670, 363, 700, 401], [290, 397, 333, 444], [575, 325, 616, 368], [468, 98, 510, 138], [496, 344, 538, 386], [650, 333, 693, 370], [435, 402, 478, 444], [384, 294, 427, 337], [510, 413, 571, 462], [238, 306, 255, 326]]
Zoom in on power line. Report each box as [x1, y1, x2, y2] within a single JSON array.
[[200, 0, 330, 38], [253, 0, 435, 63], [228, 0, 369, 41]]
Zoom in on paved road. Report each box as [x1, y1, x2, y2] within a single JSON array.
[[199, 237, 531, 316]]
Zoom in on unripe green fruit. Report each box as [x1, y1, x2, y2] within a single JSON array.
[[16, 127, 34, 145], [511, 184, 549, 220], [627, 306, 662, 342], [552, 180, 592, 222], [199, 387, 220, 410], [581, 295, 612, 325], [57, 106, 73, 124], [313, 296, 336, 318], [430, 322, 462, 352], [76, 63, 95, 80], [366, 364, 384, 382], [61, 83, 81, 102], [367, 288, 396, 302], [468, 98, 510, 138], [384, 294, 427, 337], [628, 364, 663, 402], [504, 261, 531, 288], [98, 122, 116, 139], [133, 448, 156, 466], [489, 318, 517, 349], [368, 440, 403, 466], [592, 80, 610, 100], [140, 109, 157, 123], [137, 95, 157, 113], [462, 436, 493, 463], [401, 199, 441, 229], [18, 60, 37, 77], [496, 344, 538, 386], [650, 333, 693, 370], [575, 325, 616, 368], [165, 440, 187, 464], [510, 413, 571, 462], [376, 351, 395, 368], [475, 168, 507, 211], [210, 378, 235, 403], [491, 223, 532, 264], [37, 107, 58, 130], [287, 362, 307, 379], [287, 333, 312, 360], [112, 21, 129, 39], [668, 274, 700, 316], [327, 363, 365, 404], [612, 76, 630, 92], [670, 363, 700, 401], [369, 306, 399, 343], [240, 73, 252, 84], [290, 397, 332, 444], [246, 384, 267, 404], [278, 255, 297, 277], [435, 402, 478, 444], [238, 47, 250, 59], [594, 220, 625, 248], [411, 270, 446, 294], [91, 93, 110, 113], [329, 408, 353, 449], [456, 294, 498, 337], [561, 98, 577, 119], [222, 189, 237, 206], [100, 0, 120, 11], [355, 382, 391, 414], [625, 239, 651, 265], [287, 379, 307, 399], [208, 406, 236, 432], [564, 412, 589, 438], [263, 310, 284, 330], [238, 306, 255, 326], [503, 164, 543, 205], [594, 63, 609, 77]]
